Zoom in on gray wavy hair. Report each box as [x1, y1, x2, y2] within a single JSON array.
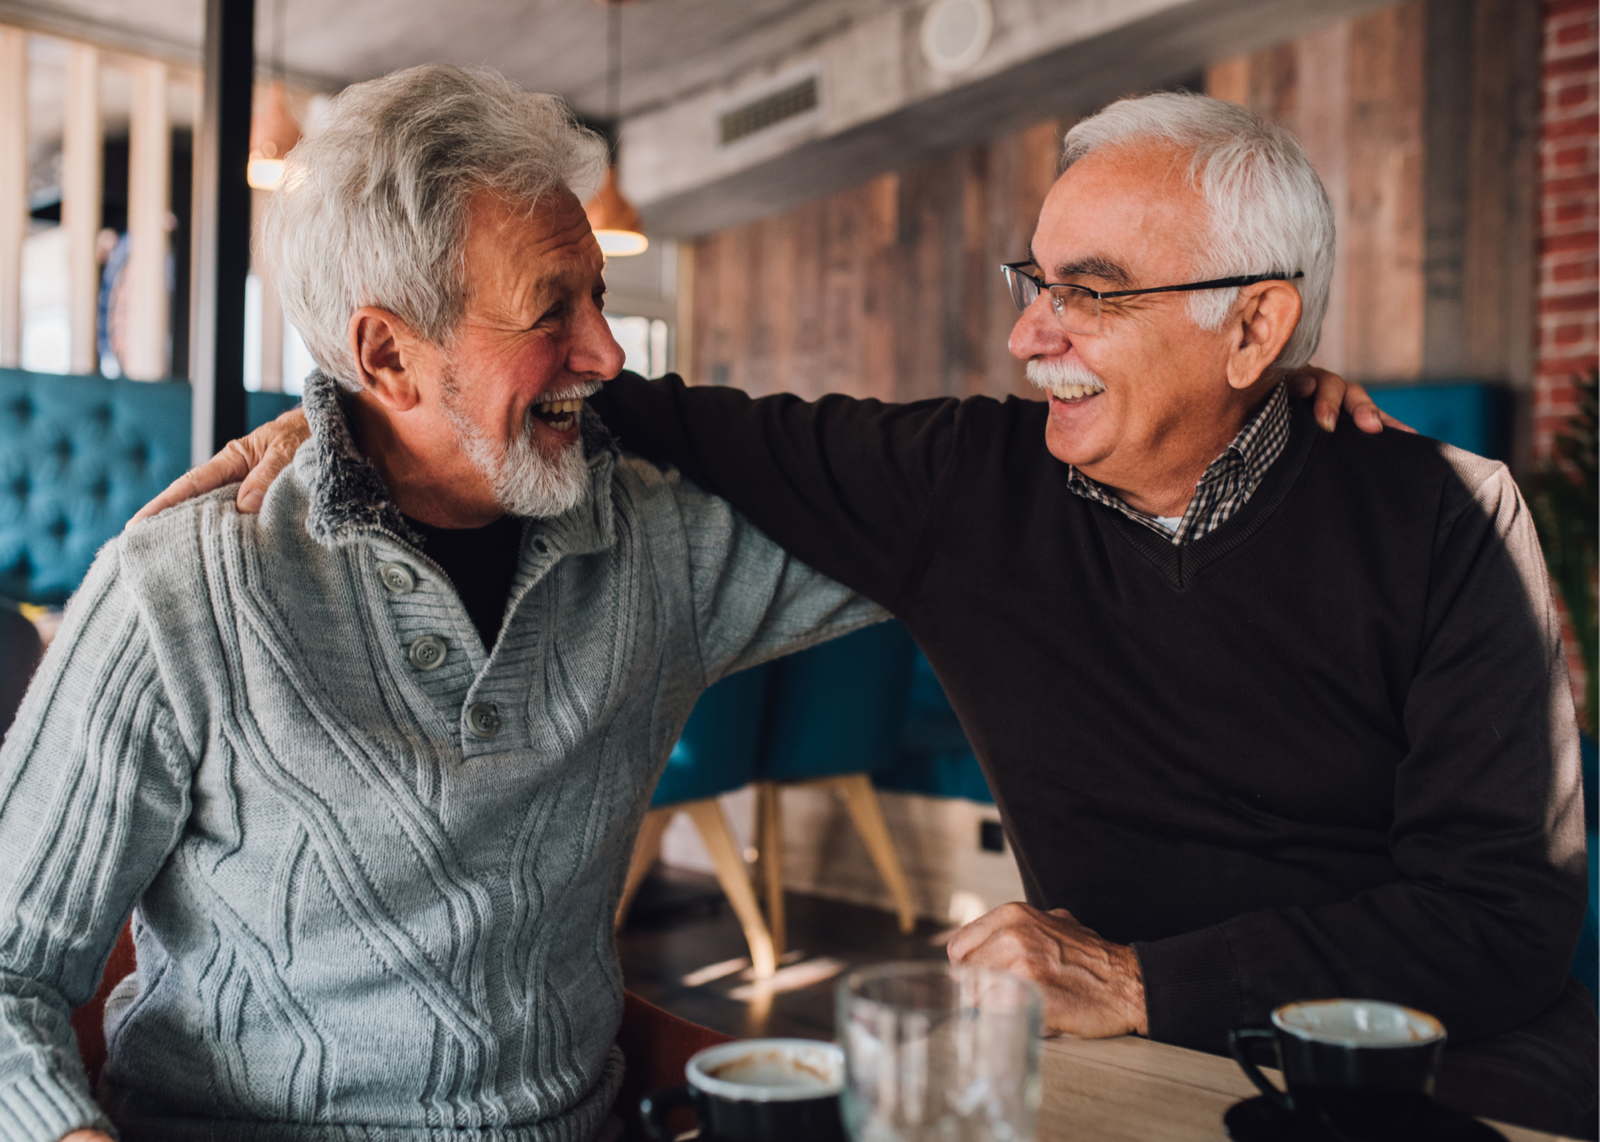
[[262, 64, 608, 390], [1061, 92, 1335, 371]]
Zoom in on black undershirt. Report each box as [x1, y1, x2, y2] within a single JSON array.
[[403, 514, 523, 648]]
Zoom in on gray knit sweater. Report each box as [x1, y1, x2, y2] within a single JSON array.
[[0, 372, 881, 1142]]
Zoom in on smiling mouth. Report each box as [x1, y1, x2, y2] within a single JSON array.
[[1044, 379, 1105, 403], [531, 397, 585, 431], [530, 384, 600, 432]]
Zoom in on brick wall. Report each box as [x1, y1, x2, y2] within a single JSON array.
[[1535, 0, 1598, 459], [1536, 0, 1597, 729]]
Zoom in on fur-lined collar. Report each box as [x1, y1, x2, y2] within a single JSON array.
[[299, 369, 618, 554]]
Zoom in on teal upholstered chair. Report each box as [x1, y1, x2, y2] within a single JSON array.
[[750, 621, 920, 951], [617, 663, 779, 978], [1367, 382, 1512, 461], [877, 648, 995, 804], [0, 368, 299, 604]]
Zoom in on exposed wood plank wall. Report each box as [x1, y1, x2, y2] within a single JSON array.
[[690, 0, 1538, 400], [1207, 0, 1538, 386], [1206, 2, 1426, 382], [691, 119, 1065, 403]]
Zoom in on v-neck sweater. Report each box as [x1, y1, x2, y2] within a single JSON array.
[[589, 373, 1589, 1060]]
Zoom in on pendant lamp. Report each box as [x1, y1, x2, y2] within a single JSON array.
[[587, 165, 649, 256], [247, 0, 299, 190], [247, 80, 301, 190], [584, 0, 648, 256]]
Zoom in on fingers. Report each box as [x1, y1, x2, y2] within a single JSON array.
[[235, 434, 299, 513], [126, 408, 309, 526], [1295, 371, 1417, 437], [1338, 381, 1386, 436], [237, 409, 312, 512], [1285, 367, 1327, 399], [1283, 365, 1345, 432], [948, 901, 1036, 963], [128, 467, 229, 528]]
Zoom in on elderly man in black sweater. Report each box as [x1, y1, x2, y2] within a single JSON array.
[[607, 95, 1593, 1135], [153, 93, 1594, 1135]]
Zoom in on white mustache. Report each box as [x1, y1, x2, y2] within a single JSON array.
[[535, 380, 603, 405], [1026, 358, 1107, 392]]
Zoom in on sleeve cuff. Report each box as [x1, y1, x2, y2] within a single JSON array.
[[0, 1070, 114, 1141], [1133, 925, 1243, 1054]]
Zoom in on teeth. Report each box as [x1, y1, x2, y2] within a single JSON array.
[[1050, 382, 1103, 402], [535, 398, 584, 414]]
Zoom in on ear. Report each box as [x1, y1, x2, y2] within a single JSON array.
[[1225, 281, 1303, 391], [347, 307, 430, 412]]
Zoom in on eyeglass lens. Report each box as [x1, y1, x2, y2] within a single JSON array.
[[1002, 266, 1102, 335]]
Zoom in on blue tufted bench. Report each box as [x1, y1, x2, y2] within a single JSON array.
[[0, 368, 299, 605]]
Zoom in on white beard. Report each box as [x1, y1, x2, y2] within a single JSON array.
[[1025, 357, 1107, 395], [440, 372, 591, 519]]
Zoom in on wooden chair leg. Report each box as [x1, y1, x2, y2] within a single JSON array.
[[683, 799, 778, 979], [617, 807, 674, 931], [830, 774, 917, 934], [756, 782, 786, 955]]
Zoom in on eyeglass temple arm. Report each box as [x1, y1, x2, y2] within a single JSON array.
[[1096, 271, 1305, 299]]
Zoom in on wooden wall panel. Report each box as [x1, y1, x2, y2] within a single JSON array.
[[1208, 2, 1427, 382], [1292, 21, 1354, 379], [692, 118, 1066, 403], [1206, 0, 1536, 387], [692, 0, 1534, 397], [1344, 0, 1427, 382]]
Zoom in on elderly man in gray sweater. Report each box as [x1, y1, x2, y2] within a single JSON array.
[[0, 66, 880, 1142]]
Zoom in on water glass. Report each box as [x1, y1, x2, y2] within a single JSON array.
[[837, 962, 1042, 1142]]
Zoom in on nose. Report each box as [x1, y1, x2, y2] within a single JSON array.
[[571, 296, 627, 380], [1008, 294, 1072, 362]]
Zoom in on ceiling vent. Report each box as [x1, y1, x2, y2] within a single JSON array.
[[718, 72, 821, 147], [921, 0, 993, 75]]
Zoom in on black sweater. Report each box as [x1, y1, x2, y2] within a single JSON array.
[[591, 373, 1587, 1055]]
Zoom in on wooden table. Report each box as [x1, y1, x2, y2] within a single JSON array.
[[1037, 1035, 1572, 1141]]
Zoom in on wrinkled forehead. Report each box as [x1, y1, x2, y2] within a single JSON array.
[[461, 188, 603, 303], [1032, 141, 1210, 280]]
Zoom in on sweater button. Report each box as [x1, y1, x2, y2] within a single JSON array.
[[379, 562, 416, 594], [466, 702, 500, 739], [408, 635, 447, 671]]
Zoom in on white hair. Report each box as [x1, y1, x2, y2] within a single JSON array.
[[262, 64, 608, 390], [1061, 92, 1335, 371]]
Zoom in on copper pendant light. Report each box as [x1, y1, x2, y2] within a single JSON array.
[[247, 0, 300, 190], [247, 80, 301, 190], [584, 0, 648, 256]]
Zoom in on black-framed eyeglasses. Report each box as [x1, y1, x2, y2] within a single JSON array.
[[1000, 262, 1304, 335]]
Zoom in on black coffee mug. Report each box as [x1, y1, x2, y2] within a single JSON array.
[[1228, 999, 1447, 1138], [640, 1038, 845, 1142]]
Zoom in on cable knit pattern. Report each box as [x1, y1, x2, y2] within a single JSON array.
[[0, 372, 882, 1142]]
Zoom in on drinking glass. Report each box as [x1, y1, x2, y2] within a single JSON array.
[[836, 962, 1043, 1142]]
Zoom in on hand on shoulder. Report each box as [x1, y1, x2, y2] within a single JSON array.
[[128, 407, 310, 527], [1285, 367, 1414, 435]]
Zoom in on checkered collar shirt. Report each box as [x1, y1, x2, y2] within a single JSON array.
[[1064, 381, 1291, 546]]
